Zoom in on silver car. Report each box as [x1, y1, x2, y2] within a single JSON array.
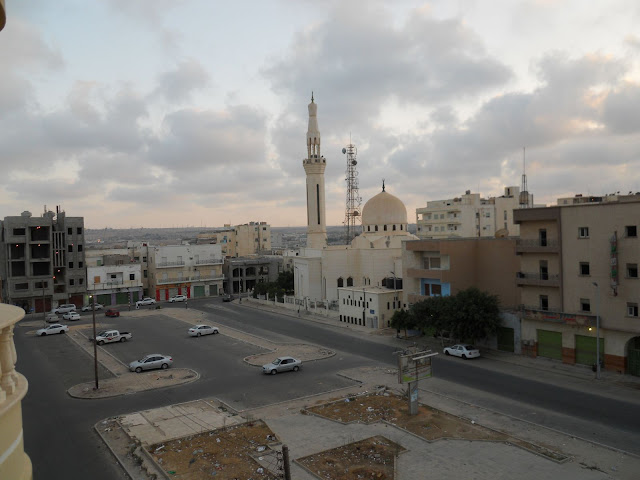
[[36, 324, 69, 336], [262, 356, 302, 375], [82, 303, 104, 312], [129, 354, 173, 373]]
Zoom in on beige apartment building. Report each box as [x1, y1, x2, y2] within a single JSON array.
[[402, 237, 522, 351], [196, 222, 271, 257], [514, 194, 640, 375], [415, 186, 533, 239]]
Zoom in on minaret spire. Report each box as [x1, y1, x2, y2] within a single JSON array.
[[303, 94, 327, 249], [382, 179, 386, 192]]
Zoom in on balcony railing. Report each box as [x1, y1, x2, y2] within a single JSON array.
[[196, 257, 224, 265], [515, 238, 559, 253], [156, 274, 224, 285], [156, 261, 186, 268], [521, 305, 597, 327], [515, 272, 560, 287]]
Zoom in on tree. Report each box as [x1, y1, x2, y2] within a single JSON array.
[[390, 309, 414, 338], [449, 287, 501, 343], [409, 295, 455, 345]]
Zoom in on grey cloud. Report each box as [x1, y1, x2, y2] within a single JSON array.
[[602, 83, 640, 134], [154, 59, 211, 103]]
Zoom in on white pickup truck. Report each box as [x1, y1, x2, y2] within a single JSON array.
[[93, 329, 132, 345]]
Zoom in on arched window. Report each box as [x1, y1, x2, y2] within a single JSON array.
[[375, 225, 379, 232], [337, 277, 344, 288], [400, 224, 403, 230], [384, 225, 387, 231], [393, 225, 396, 231], [347, 277, 353, 287]]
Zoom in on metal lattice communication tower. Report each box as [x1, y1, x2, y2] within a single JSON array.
[[342, 141, 362, 243], [519, 146, 530, 208]]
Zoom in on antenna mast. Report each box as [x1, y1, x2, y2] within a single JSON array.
[[519, 146, 530, 208], [342, 138, 362, 243]]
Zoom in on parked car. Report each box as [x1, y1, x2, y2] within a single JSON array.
[[46, 312, 59, 323], [129, 354, 173, 373], [37, 324, 69, 336], [169, 295, 187, 303], [222, 294, 234, 302], [93, 330, 132, 345], [105, 309, 120, 317], [52, 304, 76, 314], [62, 312, 81, 321], [262, 356, 302, 375], [188, 325, 219, 337], [81, 303, 104, 312], [136, 297, 156, 307], [443, 344, 480, 359]]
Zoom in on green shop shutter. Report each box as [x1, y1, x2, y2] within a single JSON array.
[[209, 284, 218, 296], [116, 292, 129, 304], [537, 329, 562, 360], [497, 327, 515, 352], [194, 286, 205, 297], [97, 294, 111, 306], [575, 335, 604, 366]]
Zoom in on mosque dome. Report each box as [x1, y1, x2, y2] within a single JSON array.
[[361, 187, 408, 233]]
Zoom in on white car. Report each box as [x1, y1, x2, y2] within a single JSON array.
[[188, 325, 219, 337], [443, 344, 480, 359], [262, 356, 302, 375], [81, 303, 104, 312], [169, 295, 187, 303], [37, 324, 69, 336], [136, 297, 156, 307], [52, 304, 76, 314], [63, 312, 81, 321]]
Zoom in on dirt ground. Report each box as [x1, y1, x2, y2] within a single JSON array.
[[144, 390, 567, 480]]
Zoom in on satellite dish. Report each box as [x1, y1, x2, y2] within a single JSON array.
[[495, 228, 508, 238], [342, 148, 347, 154]]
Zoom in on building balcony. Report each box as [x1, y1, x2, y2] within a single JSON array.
[[156, 261, 186, 268], [408, 293, 431, 304], [406, 267, 442, 279], [195, 257, 224, 265], [515, 272, 560, 287], [515, 238, 559, 253], [521, 305, 597, 327], [0, 304, 33, 480], [88, 280, 143, 291], [156, 275, 224, 285]]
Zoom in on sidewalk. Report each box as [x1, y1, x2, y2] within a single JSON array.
[[81, 301, 640, 479]]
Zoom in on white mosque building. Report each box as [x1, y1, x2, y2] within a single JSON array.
[[292, 95, 419, 329]]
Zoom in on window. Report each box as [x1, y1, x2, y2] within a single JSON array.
[[69, 261, 74, 269], [503, 211, 507, 220], [578, 227, 589, 238], [79, 278, 84, 285], [143, 256, 147, 262], [77, 227, 82, 234], [67, 228, 72, 235], [393, 225, 396, 231], [13, 228, 25, 235], [375, 225, 378, 232], [580, 298, 591, 312], [129, 274, 135, 280], [347, 277, 353, 287], [79, 261, 83, 268], [337, 278, 343, 288], [627, 264, 639, 278], [384, 225, 387, 231], [387, 302, 390, 309], [68, 245, 73, 252], [579, 262, 590, 276], [626, 225, 638, 238], [14, 282, 29, 290], [424, 257, 441, 269], [144, 270, 148, 278], [78, 244, 83, 252], [431, 284, 442, 296], [69, 279, 75, 286], [539, 261, 548, 280], [539, 229, 547, 246], [540, 295, 549, 311], [628, 303, 639, 317]]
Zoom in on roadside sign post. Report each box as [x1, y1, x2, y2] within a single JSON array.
[[397, 350, 437, 415]]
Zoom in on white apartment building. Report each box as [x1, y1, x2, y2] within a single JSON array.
[[196, 222, 271, 257], [86, 263, 143, 307], [416, 186, 534, 239], [147, 244, 224, 300]]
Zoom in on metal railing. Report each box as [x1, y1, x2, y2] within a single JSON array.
[[195, 258, 223, 265], [516, 272, 560, 282], [156, 274, 224, 285], [515, 238, 559, 248], [156, 261, 186, 268]]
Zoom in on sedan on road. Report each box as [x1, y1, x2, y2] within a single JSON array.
[[36, 324, 69, 336], [188, 325, 219, 337], [81, 303, 104, 312], [262, 356, 302, 375], [62, 312, 81, 321], [443, 344, 480, 359], [105, 309, 120, 317], [169, 295, 187, 303], [136, 297, 156, 307], [129, 354, 173, 373]]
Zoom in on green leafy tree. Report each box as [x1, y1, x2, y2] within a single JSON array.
[[390, 309, 414, 338], [409, 295, 455, 345], [449, 287, 501, 343]]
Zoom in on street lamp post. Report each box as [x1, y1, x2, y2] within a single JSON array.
[[91, 294, 99, 389], [592, 282, 601, 379], [390, 271, 397, 290]]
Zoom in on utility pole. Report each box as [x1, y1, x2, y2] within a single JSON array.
[[42, 283, 46, 328], [91, 294, 99, 390]]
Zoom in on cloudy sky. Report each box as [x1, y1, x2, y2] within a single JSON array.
[[1, 1, 639, 229]]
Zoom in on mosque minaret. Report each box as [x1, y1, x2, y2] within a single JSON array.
[[303, 93, 328, 249]]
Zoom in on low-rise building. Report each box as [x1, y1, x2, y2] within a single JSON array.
[[196, 222, 271, 257], [224, 256, 283, 295], [337, 286, 402, 329], [147, 244, 224, 300]]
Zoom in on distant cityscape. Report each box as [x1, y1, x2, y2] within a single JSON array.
[[85, 224, 418, 249]]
